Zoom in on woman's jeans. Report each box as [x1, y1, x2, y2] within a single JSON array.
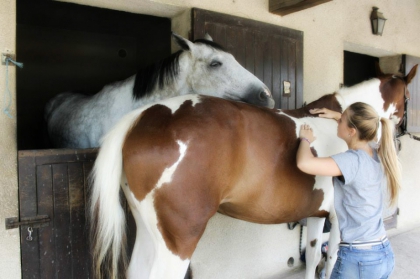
[[330, 240, 394, 279]]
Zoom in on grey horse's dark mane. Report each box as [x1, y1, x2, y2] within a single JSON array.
[[133, 50, 183, 100], [132, 39, 225, 100]]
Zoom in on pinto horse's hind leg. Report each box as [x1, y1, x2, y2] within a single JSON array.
[[304, 217, 325, 279], [123, 184, 192, 279]]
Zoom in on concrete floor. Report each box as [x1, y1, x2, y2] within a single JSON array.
[[282, 226, 420, 279]]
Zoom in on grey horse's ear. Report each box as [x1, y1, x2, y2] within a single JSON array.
[[204, 33, 213, 41], [172, 32, 193, 51]]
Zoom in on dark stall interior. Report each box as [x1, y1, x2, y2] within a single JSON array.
[[16, 0, 171, 150]]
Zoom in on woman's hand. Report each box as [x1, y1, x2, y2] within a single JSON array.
[[297, 123, 342, 176], [309, 108, 341, 121], [299, 124, 316, 143]]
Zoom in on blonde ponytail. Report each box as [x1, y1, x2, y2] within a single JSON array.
[[377, 117, 401, 206]]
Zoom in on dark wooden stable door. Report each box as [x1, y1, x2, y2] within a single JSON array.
[[192, 8, 304, 110], [18, 149, 137, 278], [18, 149, 97, 278]]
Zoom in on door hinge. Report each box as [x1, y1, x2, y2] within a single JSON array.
[[5, 215, 50, 230]]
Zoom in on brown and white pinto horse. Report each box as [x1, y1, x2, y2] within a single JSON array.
[[90, 65, 417, 279]]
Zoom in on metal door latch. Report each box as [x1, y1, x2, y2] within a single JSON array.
[[5, 215, 50, 230], [26, 227, 33, 241]]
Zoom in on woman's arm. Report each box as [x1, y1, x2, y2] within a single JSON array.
[[309, 108, 342, 121], [297, 124, 342, 176]]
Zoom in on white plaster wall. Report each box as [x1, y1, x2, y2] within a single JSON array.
[[0, 0, 20, 278], [1, 0, 420, 278], [395, 136, 420, 231]]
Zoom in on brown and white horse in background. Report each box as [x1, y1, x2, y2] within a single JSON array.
[[90, 64, 417, 279]]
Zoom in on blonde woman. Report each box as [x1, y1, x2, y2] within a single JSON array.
[[297, 102, 400, 279]]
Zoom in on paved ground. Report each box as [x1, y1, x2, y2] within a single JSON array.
[[282, 226, 420, 279]]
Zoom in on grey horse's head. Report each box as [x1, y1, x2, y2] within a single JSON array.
[[173, 33, 274, 109]]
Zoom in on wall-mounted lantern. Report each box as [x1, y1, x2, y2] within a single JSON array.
[[370, 7, 387, 36]]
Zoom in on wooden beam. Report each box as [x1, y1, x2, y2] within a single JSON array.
[[269, 0, 333, 16]]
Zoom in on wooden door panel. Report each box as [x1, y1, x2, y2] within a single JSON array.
[[192, 8, 303, 109], [37, 164, 55, 279], [271, 35, 281, 104], [284, 38, 297, 109], [18, 149, 136, 278], [244, 31, 256, 74], [68, 163, 90, 278], [404, 55, 420, 132], [52, 164, 72, 278], [18, 150, 99, 278], [19, 154, 40, 278]]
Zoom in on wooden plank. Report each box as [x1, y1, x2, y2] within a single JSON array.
[[52, 164, 72, 278], [226, 26, 246, 67], [191, 8, 205, 39], [254, 32, 265, 83], [244, 31, 256, 75], [204, 22, 218, 42], [83, 161, 95, 276], [280, 38, 290, 109], [18, 154, 41, 278], [37, 164, 55, 279], [19, 149, 98, 165], [295, 34, 304, 108], [263, 34, 273, 101], [68, 163, 89, 278], [83, 161, 94, 211], [269, 0, 333, 16], [225, 26, 237, 60], [236, 29, 246, 67], [272, 35, 282, 108], [207, 22, 227, 49], [18, 155, 37, 217], [287, 40, 297, 109]]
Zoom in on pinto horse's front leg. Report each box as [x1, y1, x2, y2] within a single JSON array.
[[305, 217, 325, 279], [325, 208, 340, 279]]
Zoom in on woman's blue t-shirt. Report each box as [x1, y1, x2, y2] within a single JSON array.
[[331, 149, 387, 242]]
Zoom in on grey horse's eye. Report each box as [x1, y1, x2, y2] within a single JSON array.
[[210, 61, 222, 68]]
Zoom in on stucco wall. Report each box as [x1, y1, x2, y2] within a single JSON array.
[[1, 0, 420, 278], [0, 0, 20, 278]]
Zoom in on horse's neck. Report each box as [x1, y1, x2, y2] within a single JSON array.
[[132, 53, 192, 109], [91, 75, 135, 108], [305, 93, 342, 112], [92, 75, 138, 120], [335, 79, 387, 116]]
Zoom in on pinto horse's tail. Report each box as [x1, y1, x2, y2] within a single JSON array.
[[89, 108, 146, 279]]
